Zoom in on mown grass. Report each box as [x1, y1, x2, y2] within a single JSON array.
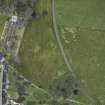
[[18, 0, 68, 89], [56, 0, 105, 104]]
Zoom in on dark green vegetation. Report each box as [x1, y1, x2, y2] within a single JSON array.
[[56, 0, 105, 104], [18, 0, 68, 89], [8, 68, 80, 105], [49, 72, 80, 98], [0, 0, 36, 18], [8, 68, 52, 105]]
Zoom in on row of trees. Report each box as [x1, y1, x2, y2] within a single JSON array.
[[0, 0, 37, 19]]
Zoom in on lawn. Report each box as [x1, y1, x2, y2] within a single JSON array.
[[18, 0, 68, 89], [56, 0, 105, 104]]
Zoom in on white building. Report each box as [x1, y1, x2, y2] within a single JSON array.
[[10, 16, 18, 23]]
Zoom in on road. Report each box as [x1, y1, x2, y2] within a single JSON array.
[[0, 18, 18, 105], [52, 0, 74, 73], [0, 15, 26, 104], [0, 65, 3, 105]]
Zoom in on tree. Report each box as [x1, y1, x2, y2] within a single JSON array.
[[15, 1, 27, 16], [26, 101, 36, 105], [48, 72, 80, 98]]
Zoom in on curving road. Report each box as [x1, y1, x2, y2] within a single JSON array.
[[52, 0, 74, 73]]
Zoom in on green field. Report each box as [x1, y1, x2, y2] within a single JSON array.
[[0, 15, 8, 51], [0, 15, 8, 37], [56, 0, 105, 104], [12, 0, 105, 104], [18, 0, 68, 89], [56, 0, 105, 29]]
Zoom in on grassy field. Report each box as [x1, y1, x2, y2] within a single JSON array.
[[18, 0, 68, 89], [0, 15, 8, 37], [0, 15, 8, 51], [56, 0, 105, 104], [8, 67, 52, 105], [56, 0, 105, 29]]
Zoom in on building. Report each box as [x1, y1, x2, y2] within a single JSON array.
[[10, 16, 18, 23]]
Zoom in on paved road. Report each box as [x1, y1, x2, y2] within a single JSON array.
[[0, 66, 3, 105]]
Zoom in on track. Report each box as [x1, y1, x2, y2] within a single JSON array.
[[52, 0, 96, 104], [52, 0, 74, 73]]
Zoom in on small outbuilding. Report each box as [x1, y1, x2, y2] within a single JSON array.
[[10, 16, 18, 23]]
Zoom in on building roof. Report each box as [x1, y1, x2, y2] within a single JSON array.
[[11, 16, 18, 22]]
